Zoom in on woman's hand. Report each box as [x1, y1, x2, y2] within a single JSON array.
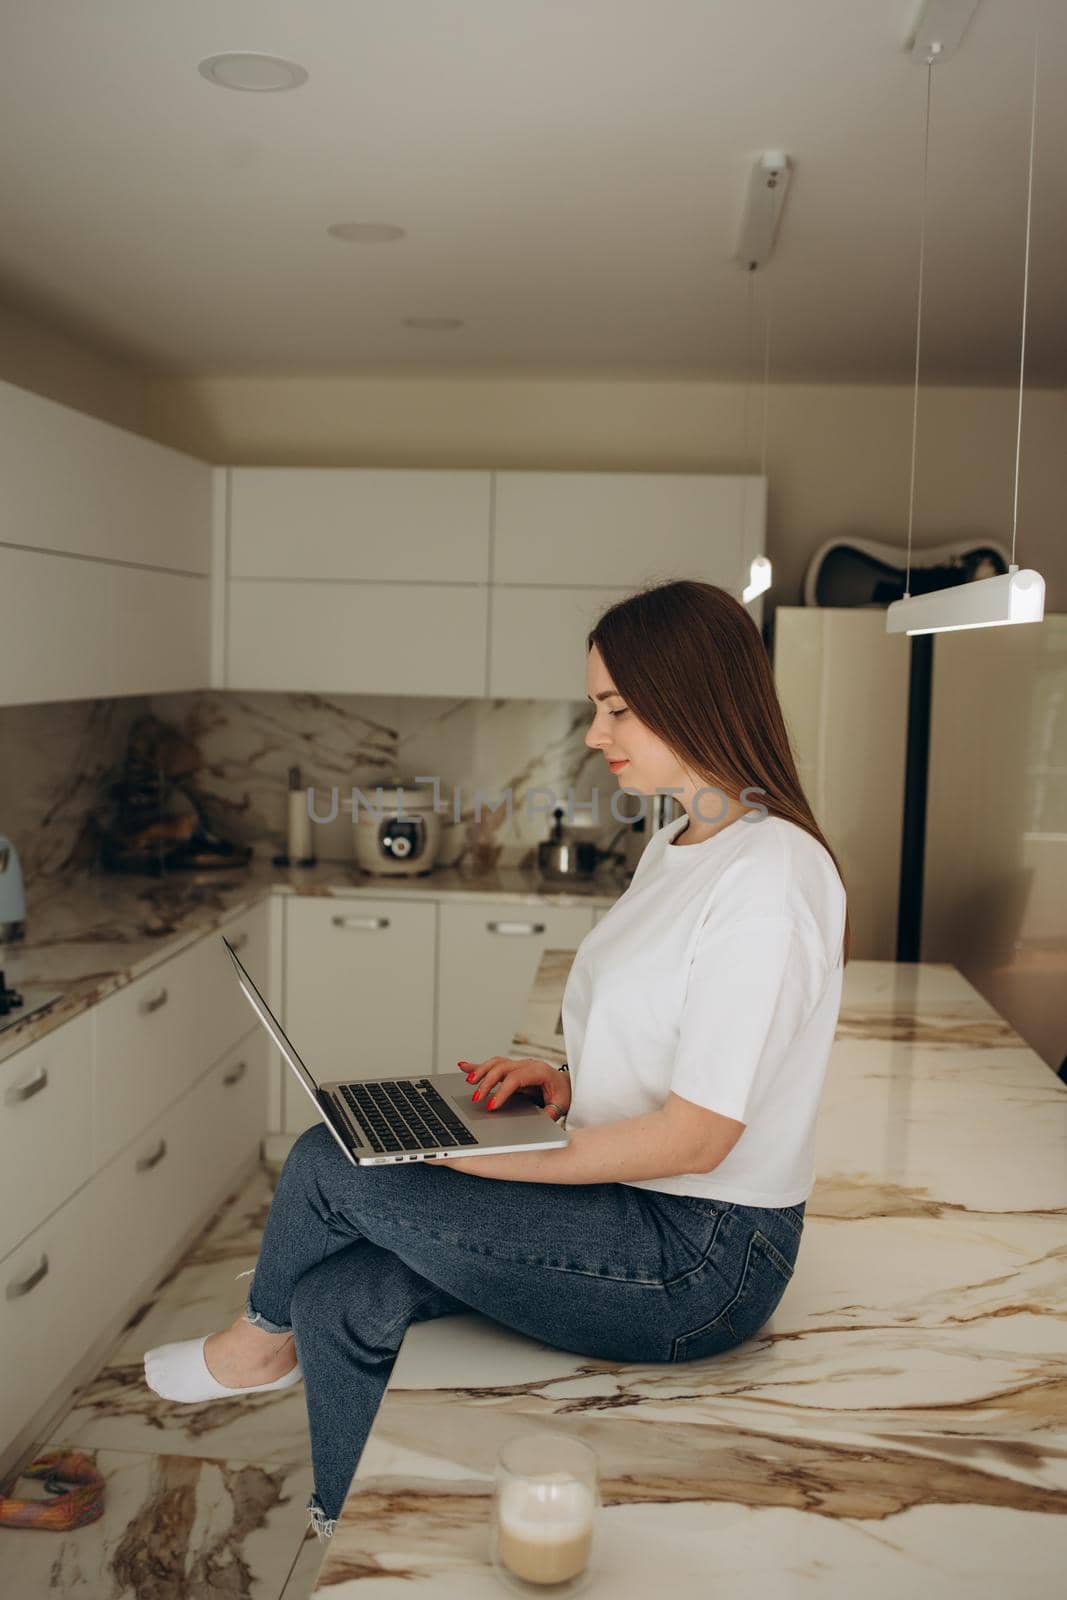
[[457, 1056, 572, 1120]]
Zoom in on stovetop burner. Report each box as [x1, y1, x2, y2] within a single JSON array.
[[0, 969, 64, 1036]]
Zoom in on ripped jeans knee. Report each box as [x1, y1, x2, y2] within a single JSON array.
[[307, 1492, 336, 1540]]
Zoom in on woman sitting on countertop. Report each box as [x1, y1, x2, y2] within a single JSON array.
[[145, 577, 851, 1540]]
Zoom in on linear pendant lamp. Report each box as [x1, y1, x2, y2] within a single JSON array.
[[886, 0, 1046, 637]]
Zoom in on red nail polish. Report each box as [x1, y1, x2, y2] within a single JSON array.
[[473, 1091, 481, 1101], [488, 1099, 496, 1109]]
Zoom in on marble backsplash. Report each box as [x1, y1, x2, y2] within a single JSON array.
[[0, 690, 643, 889]]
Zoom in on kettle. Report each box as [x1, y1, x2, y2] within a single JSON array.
[[537, 809, 629, 884], [0, 835, 27, 943]]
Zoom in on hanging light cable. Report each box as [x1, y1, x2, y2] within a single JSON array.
[[759, 271, 773, 481], [901, 55, 935, 605], [743, 269, 773, 603], [886, 16, 1045, 636]]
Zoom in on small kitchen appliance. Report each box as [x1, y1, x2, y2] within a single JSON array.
[[537, 810, 630, 885], [350, 781, 442, 877], [0, 835, 27, 943]]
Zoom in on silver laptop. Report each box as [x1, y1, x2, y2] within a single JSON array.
[[222, 935, 570, 1167]]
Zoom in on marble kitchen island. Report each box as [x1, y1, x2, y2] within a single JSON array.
[[310, 953, 1067, 1599]]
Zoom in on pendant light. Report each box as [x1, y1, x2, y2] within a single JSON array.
[[886, 11, 1046, 636]]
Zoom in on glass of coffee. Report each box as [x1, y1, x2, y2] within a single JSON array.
[[490, 1432, 599, 1595]]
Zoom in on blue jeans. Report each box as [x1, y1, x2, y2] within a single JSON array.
[[246, 1124, 806, 1531]]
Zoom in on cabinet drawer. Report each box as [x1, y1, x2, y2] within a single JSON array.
[[0, 1009, 94, 1260], [0, 1172, 110, 1448], [197, 903, 270, 1070], [436, 902, 594, 1074], [193, 1028, 269, 1188], [284, 897, 435, 1130], [91, 941, 201, 1168]]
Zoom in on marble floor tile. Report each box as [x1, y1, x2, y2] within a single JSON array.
[[0, 1448, 314, 1600], [181, 1166, 277, 1270], [53, 1354, 312, 1467], [109, 1254, 264, 1364], [47, 1162, 313, 1466]]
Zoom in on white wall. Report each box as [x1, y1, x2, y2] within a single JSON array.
[[143, 374, 1067, 613], [0, 300, 146, 434]]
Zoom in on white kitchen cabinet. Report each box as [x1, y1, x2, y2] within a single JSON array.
[[435, 902, 594, 1074], [488, 584, 630, 700], [227, 579, 488, 696], [0, 379, 212, 574], [193, 1029, 270, 1192], [0, 910, 275, 1476], [492, 471, 766, 590], [283, 897, 436, 1132], [0, 1009, 95, 1262], [229, 468, 492, 583], [113, 566, 211, 694], [92, 1094, 200, 1324], [0, 377, 212, 709], [197, 902, 271, 1072], [0, 1168, 113, 1449], [91, 939, 204, 1169], [0, 546, 210, 706]]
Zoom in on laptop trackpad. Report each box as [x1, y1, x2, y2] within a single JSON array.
[[447, 1091, 542, 1120]]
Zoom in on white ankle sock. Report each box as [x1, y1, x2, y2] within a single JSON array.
[[144, 1336, 303, 1403]]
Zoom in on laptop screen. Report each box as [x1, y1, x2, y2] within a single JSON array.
[[221, 934, 323, 1103]]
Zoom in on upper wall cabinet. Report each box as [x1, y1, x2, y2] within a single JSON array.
[[0, 380, 213, 707], [492, 472, 766, 590], [229, 469, 492, 582], [488, 585, 632, 701], [227, 580, 488, 697], [0, 382, 212, 574], [219, 468, 767, 700], [485, 472, 767, 698]]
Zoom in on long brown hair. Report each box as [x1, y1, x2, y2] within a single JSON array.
[[587, 579, 851, 967]]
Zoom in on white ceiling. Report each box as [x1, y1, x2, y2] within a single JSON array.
[[1, 0, 1064, 385]]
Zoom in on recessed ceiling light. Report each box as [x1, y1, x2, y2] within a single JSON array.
[[327, 222, 407, 243], [402, 316, 465, 330], [198, 53, 309, 92]]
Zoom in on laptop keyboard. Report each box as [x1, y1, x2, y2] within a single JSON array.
[[338, 1078, 480, 1155]]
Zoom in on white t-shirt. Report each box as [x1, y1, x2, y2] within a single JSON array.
[[560, 810, 847, 1207]]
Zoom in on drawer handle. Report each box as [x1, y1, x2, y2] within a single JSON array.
[[6, 1253, 49, 1301], [223, 1059, 248, 1087], [5, 1066, 49, 1105], [136, 1138, 168, 1172], [331, 915, 391, 931], [140, 987, 169, 1015], [228, 931, 249, 952], [486, 921, 547, 936]]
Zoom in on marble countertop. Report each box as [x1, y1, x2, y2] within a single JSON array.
[[312, 954, 1067, 1598], [0, 858, 624, 1064]]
